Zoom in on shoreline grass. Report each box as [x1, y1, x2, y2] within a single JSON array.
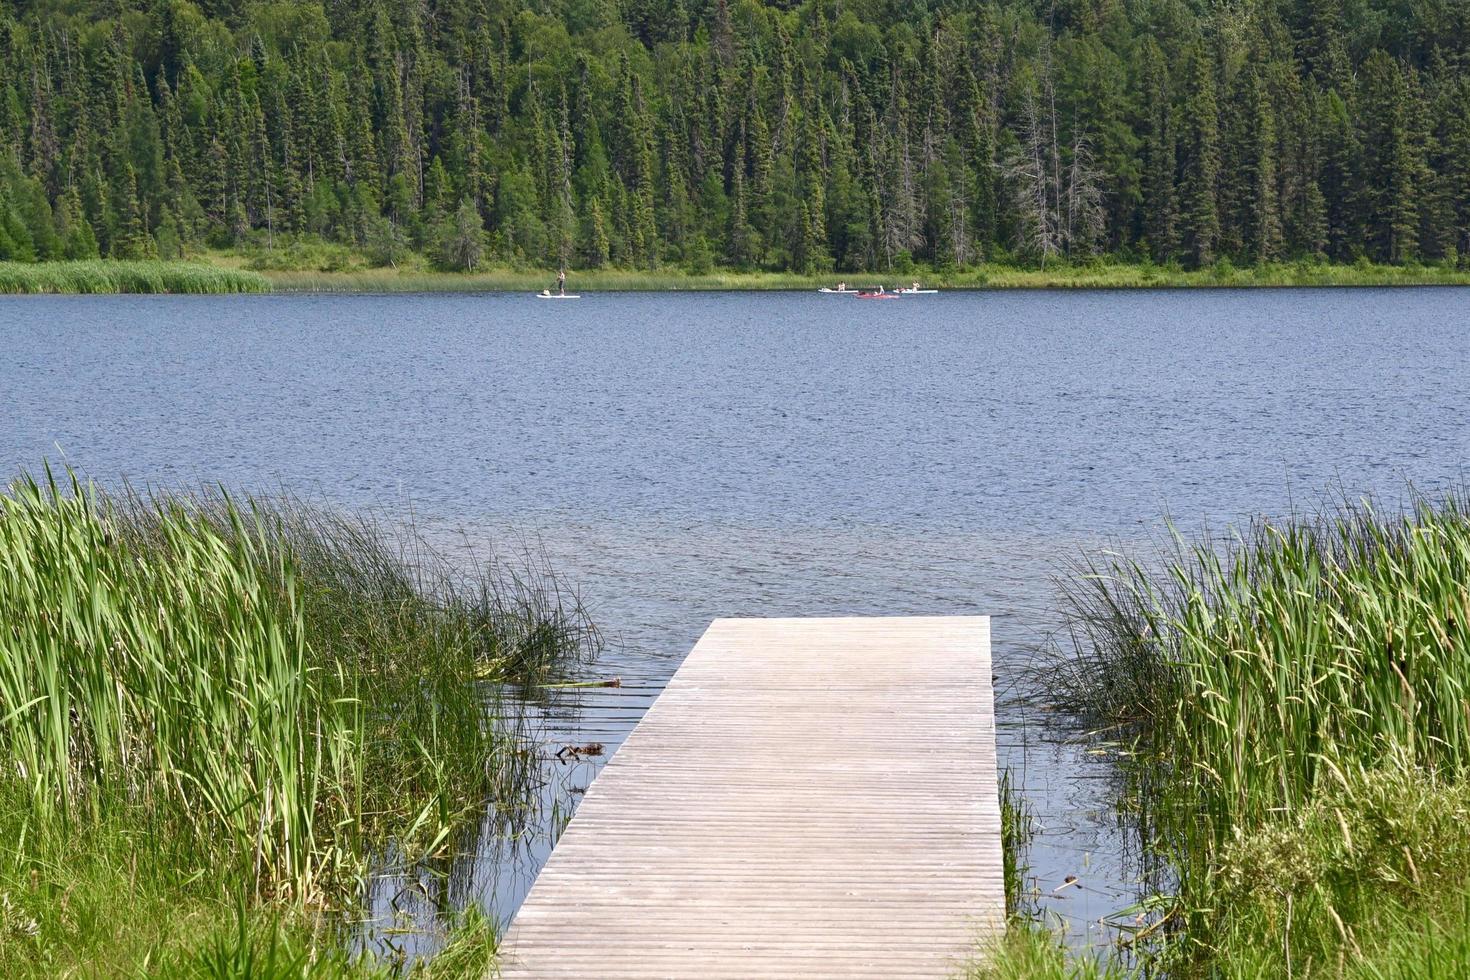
[[0, 466, 596, 976], [1010, 491, 1470, 978], [4, 255, 1468, 294], [260, 259, 1470, 293], [0, 260, 271, 294]]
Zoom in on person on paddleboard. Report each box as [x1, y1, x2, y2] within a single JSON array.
[[557, 268, 567, 295]]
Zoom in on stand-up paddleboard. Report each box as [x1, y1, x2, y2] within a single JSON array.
[[818, 286, 858, 293], [535, 292, 581, 299], [894, 288, 938, 294]]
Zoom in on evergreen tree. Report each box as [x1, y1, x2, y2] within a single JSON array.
[[1249, 74, 1282, 263], [1317, 89, 1359, 260], [0, 0, 1461, 274], [112, 161, 155, 258], [1178, 43, 1220, 267], [1140, 40, 1178, 262], [437, 197, 484, 271], [1359, 51, 1420, 263], [583, 194, 609, 268]]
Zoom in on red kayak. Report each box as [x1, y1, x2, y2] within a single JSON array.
[[855, 291, 900, 300]]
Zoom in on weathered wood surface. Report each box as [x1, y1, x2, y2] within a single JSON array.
[[496, 616, 1002, 979]]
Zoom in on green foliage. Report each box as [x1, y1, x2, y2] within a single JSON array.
[[0, 476, 331, 895], [0, 260, 269, 293], [0, 467, 596, 975], [0, 795, 501, 979], [0, 0, 1463, 274], [1042, 492, 1470, 977], [251, 258, 1470, 294], [1061, 496, 1470, 841], [435, 199, 486, 272], [968, 921, 1131, 980]]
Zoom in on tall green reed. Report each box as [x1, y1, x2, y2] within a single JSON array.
[[1049, 491, 1470, 968], [0, 467, 595, 907], [0, 260, 270, 293], [0, 470, 338, 898]]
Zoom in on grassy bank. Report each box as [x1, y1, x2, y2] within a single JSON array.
[[259, 258, 1470, 293], [0, 468, 594, 976], [262, 266, 818, 292], [0, 260, 270, 294], [4, 254, 1468, 294], [997, 493, 1470, 977]]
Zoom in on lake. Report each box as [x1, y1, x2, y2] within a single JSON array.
[[4, 287, 1468, 949]]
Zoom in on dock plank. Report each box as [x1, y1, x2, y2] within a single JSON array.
[[496, 616, 1001, 978]]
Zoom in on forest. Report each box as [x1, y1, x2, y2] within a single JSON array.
[[0, 0, 1468, 274]]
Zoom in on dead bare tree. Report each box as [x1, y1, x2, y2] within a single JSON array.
[[1004, 81, 1061, 266], [1065, 123, 1106, 256], [948, 171, 972, 267]]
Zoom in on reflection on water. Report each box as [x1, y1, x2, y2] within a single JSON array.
[[343, 518, 1164, 956], [5, 288, 1469, 957], [353, 668, 666, 963]]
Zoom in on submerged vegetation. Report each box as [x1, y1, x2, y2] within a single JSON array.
[[1004, 492, 1470, 977], [0, 467, 595, 976], [0, 259, 269, 293]]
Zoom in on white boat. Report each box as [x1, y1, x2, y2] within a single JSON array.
[[535, 292, 581, 299]]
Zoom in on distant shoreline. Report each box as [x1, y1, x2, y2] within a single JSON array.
[[4, 258, 1470, 294], [261, 261, 1470, 293]]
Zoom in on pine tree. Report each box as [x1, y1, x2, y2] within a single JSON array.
[[437, 197, 484, 271], [583, 194, 609, 268], [1249, 75, 1282, 264], [1301, 0, 1348, 86], [1444, 78, 1470, 264], [1179, 43, 1220, 267], [793, 108, 828, 272], [1140, 40, 1178, 262], [0, 0, 1461, 277], [59, 184, 99, 259], [1359, 51, 1420, 263], [1316, 89, 1358, 260], [113, 161, 155, 258], [0, 182, 37, 261]]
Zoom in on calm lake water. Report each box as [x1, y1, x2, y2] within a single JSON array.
[[4, 288, 1469, 951]]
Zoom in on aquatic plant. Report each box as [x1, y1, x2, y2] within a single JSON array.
[[999, 770, 1037, 916], [1057, 493, 1470, 845], [1043, 490, 1470, 975], [969, 920, 1135, 980], [0, 260, 270, 294], [0, 466, 595, 974]]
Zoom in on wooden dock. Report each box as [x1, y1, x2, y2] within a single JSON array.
[[497, 616, 1002, 979]]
